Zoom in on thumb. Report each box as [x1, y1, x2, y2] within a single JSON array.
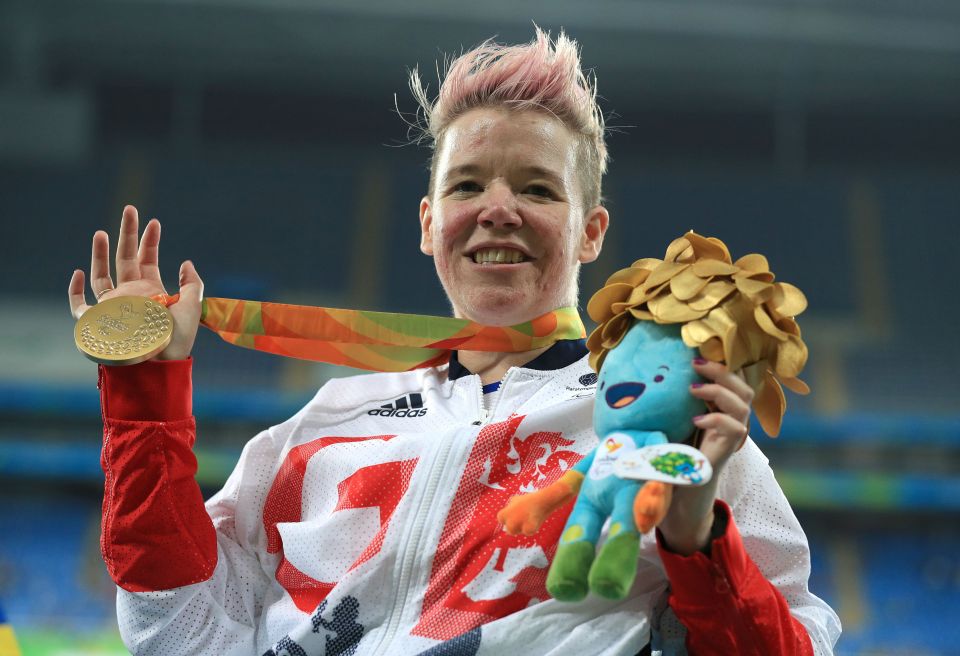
[[178, 260, 204, 305]]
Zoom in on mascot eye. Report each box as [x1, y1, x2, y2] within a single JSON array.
[[600, 381, 605, 390], [654, 375, 664, 383]]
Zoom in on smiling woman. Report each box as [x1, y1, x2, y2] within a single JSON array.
[[418, 107, 609, 328], [70, 26, 839, 656], [411, 30, 610, 333]]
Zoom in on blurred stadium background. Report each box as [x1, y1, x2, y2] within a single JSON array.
[[1, 0, 959, 654]]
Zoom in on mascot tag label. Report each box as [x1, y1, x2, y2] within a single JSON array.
[[588, 433, 637, 480], [613, 443, 712, 486]]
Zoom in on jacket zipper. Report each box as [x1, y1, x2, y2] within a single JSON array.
[[472, 373, 487, 425], [471, 369, 513, 426], [373, 411, 458, 654], [375, 372, 512, 652], [486, 370, 511, 422]]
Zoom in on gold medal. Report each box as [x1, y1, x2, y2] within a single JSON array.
[[75, 295, 173, 365]]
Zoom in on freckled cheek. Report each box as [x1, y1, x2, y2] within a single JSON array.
[[432, 247, 461, 282], [435, 208, 475, 250], [534, 225, 577, 297], [541, 226, 572, 270]]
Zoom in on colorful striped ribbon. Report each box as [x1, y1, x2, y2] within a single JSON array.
[[188, 297, 585, 372]]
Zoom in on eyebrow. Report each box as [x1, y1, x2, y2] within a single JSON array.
[[443, 164, 483, 180], [442, 164, 565, 187], [519, 166, 564, 185], [658, 365, 670, 370]]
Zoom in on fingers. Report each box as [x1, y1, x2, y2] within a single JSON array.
[[689, 382, 751, 423], [89, 230, 115, 298], [692, 412, 748, 441], [177, 260, 204, 304], [691, 358, 752, 422], [137, 218, 163, 282], [90, 207, 165, 301], [692, 412, 749, 456], [68, 269, 90, 319], [115, 205, 141, 284], [689, 358, 753, 459], [692, 358, 754, 403]]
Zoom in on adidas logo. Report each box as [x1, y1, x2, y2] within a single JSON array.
[[368, 393, 428, 418]]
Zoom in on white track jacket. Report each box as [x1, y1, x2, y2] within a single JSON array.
[[100, 348, 840, 655]]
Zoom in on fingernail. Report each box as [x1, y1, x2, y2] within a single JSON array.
[[690, 382, 704, 389], [693, 357, 707, 365], [692, 415, 705, 422]]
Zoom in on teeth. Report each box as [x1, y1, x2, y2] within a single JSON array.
[[473, 248, 525, 264]]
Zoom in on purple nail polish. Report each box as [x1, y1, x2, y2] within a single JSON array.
[[693, 357, 707, 365], [690, 382, 704, 389], [692, 415, 705, 422]]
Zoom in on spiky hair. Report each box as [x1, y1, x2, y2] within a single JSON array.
[[409, 27, 608, 208]]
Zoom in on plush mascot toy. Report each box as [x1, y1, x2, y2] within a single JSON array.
[[497, 231, 810, 602]]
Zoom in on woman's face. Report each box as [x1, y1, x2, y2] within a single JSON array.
[[419, 107, 608, 326]]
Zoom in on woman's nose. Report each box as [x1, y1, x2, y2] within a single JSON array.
[[476, 182, 522, 230]]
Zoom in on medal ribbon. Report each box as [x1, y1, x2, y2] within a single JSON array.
[[189, 297, 585, 372]]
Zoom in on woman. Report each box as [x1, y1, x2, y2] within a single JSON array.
[[68, 28, 839, 655]]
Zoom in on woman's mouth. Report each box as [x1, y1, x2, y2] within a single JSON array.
[[470, 247, 530, 265]]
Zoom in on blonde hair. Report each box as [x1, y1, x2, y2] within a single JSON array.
[[586, 231, 810, 437], [409, 27, 608, 208]]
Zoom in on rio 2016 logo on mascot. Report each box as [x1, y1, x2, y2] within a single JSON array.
[[498, 231, 810, 602]]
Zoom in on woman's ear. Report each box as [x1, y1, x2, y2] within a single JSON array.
[[578, 205, 610, 264], [419, 196, 434, 256]]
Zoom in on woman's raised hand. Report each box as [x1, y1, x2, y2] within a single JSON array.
[[68, 205, 203, 361]]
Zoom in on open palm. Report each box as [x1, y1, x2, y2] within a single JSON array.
[[68, 205, 203, 361]]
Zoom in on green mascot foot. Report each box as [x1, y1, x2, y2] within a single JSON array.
[[547, 541, 596, 602], [588, 532, 639, 600]]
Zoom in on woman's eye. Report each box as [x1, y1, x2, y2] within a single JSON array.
[[453, 181, 482, 193], [653, 374, 664, 383], [525, 184, 553, 198]]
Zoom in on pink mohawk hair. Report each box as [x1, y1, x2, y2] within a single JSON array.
[[409, 27, 608, 207]]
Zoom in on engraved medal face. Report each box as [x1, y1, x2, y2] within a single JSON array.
[[75, 295, 173, 365]]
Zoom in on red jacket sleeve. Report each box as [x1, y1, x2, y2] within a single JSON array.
[[99, 359, 217, 592], [656, 500, 814, 656]]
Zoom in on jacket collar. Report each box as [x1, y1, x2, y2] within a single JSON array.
[[447, 339, 588, 381]]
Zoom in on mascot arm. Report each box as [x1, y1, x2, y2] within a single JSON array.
[[498, 465, 588, 536]]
